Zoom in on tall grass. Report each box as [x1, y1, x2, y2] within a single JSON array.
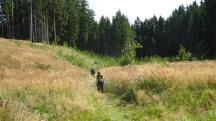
[[0, 39, 135, 121], [1, 39, 216, 121], [101, 61, 216, 120], [0, 39, 98, 121]]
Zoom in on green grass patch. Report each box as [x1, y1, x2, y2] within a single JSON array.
[[1, 87, 81, 121], [137, 56, 170, 65], [0, 108, 13, 121], [56, 48, 119, 70], [28, 42, 50, 51], [105, 79, 167, 104], [104, 78, 216, 120], [165, 87, 216, 113], [135, 79, 167, 94]]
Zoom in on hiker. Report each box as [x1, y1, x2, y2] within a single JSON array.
[[90, 62, 97, 76], [0, 97, 3, 107], [96, 72, 104, 93], [90, 68, 96, 76], [0, 97, 8, 108]]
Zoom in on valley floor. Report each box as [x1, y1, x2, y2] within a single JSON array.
[[0, 39, 216, 121]]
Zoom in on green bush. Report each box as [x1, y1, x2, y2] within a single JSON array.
[[119, 56, 132, 66], [177, 45, 192, 61]]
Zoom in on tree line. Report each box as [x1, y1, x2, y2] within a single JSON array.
[[0, 0, 215, 58], [134, 0, 216, 58]]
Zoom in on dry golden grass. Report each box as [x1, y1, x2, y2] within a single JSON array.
[[0, 38, 88, 90], [1, 38, 216, 121], [100, 60, 216, 121], [0, 38, 97, 121], [101, 61, 216, 86]]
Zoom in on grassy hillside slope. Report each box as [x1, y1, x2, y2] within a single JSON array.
[[0, 39, 119, 121], [0, 38, 216, 121]]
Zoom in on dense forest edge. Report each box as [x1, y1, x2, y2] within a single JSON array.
[[0, 0, 216, 62], [0, 0, 216, 120]]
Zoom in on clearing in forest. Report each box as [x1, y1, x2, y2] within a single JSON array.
[[0, 39, 216, 121]]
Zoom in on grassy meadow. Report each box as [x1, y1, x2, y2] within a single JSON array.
[[101, 62, 216, 120], [0, 38, 216, 121]]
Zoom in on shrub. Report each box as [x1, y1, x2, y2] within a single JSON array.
[[121, 27, 142, 66], [120, 89, 137, 103], [119, 56, 132, 66], [139, 56, 169, 66], [177, 45, 192, 61]]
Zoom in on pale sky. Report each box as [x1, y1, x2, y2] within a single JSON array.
[[88, 0, 201, 23]]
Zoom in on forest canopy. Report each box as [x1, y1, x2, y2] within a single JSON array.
[[0, 0, 215, 58]]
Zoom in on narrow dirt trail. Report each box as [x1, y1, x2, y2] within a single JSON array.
[[0, 39, 123, 120], [83, 72, 133, 121], [0, 39, 135, 120]]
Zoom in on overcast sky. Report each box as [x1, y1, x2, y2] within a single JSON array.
[[88, 0, 201, 23]]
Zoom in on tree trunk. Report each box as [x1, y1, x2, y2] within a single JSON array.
[[213, 26, 216, 57], [1, 22, 3, 37], [8, 16, 11, 38], [30, 0, 33, 41], [46, 14, 49, 44], [53, 0, 57, 44], [34, 14, 37, 42], [12, 0, 14, 39], [42, 13, 45, 42]]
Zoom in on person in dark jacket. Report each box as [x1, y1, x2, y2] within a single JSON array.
[[96, 72, 104, 93]]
